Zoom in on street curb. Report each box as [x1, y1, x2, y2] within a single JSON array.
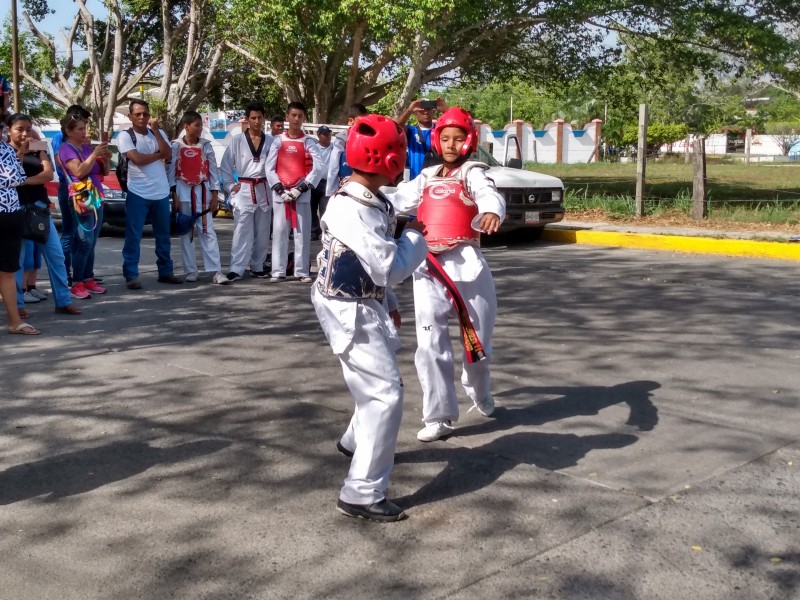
[[541, 228, 800, 262]]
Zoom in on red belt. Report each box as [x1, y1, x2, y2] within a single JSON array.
[[425, 253, 486, 364], [239, 177, 268, 205]]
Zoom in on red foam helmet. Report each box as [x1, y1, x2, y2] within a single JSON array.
[[432, 107, 478, 158], [346, 115, 407, 181]]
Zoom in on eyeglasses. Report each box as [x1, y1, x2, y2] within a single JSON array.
[[132, 112, 151, 118]]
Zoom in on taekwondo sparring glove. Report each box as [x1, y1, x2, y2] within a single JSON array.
[[293, 180, 311, 194], [285, 187, 303, 201], [271, 182, 286, 196]]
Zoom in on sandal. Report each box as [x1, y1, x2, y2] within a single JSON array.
[[8, 322, 41, 335], [18, 308, 30, 319]]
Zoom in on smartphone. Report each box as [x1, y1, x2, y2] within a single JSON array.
[[28, 139, 48, 152], [419, 99, 437, 110]]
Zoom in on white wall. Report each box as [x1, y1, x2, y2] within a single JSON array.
[[486, 120, 601, 164]]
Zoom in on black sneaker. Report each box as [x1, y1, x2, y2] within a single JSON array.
[[250, 271, 267, 278], [336, 499, 407, 522], [226, 272, 242, 282]]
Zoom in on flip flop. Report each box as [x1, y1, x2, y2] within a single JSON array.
[[18, 308, 30, 319], [8, 322, 40, 335]]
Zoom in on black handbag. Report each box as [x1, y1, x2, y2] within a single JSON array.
[[23, 204, 51, 244]]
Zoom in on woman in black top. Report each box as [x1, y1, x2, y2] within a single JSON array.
[[0, 118, 38, 334], [7, 114, 80, 316]]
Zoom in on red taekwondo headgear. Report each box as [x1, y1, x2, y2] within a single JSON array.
[[432, 107, 478, 158], [346, 115, 407, 182]]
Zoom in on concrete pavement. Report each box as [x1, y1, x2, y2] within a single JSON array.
[[1, 222, 799, 599]]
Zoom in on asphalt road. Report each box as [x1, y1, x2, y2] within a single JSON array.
[[1, 219, 799, 600]]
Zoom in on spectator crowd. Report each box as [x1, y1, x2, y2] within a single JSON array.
[[0, 95, 451, 337]]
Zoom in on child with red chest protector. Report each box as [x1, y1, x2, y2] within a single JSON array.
[[388, 107, 506, 442], [311, 115, 428, 522], [265, 101, 323, 283], [168, 111, 229, 285]]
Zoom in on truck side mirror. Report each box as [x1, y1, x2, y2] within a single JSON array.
[[504, 134, 523, 169]]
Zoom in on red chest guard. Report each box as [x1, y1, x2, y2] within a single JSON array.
[[276, 134, 311, 187], [417, 167, 481, 253], [176, 143, 209, 186]]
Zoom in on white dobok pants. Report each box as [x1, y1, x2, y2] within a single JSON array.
[[178, 200, 222, 274], [413, 254, 496, 425], [271, 190, 311, 278], [326, 303, 404, 506], [229, 183, 271, 275]]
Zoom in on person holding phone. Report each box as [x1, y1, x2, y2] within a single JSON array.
[[52, 105, 92, 287], [397, 97, 448, 179], [59, 115, 110, 300], [7, 114, 82, 316]]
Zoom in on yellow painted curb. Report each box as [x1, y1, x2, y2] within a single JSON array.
[[541, 229, 800, 262]]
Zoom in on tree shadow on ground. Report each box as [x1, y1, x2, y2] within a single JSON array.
[[0, 439, 230, 505]]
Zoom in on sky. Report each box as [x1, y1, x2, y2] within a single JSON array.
[[17, 0, 106, 56]]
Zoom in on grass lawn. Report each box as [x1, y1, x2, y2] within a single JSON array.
[[527, 161, 800, 226]]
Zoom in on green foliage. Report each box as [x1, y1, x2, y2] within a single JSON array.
[[20, 0, 53, 22], [0, 22, 58, 117], [620, 123, 689, 148]]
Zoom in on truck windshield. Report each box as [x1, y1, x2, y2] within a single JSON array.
[[471, 146, 501, 167]]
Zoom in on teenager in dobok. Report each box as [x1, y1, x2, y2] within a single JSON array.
[[265, 101, 323, 283], [169, 111, 229, 285], [388, 107, 506, 442], [220, 102, 272, 281]]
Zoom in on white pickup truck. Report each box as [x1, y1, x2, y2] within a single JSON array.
[[473, 135, 565, 239]]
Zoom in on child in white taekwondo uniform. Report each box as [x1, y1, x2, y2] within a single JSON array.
[[168, 111, 229, 285], [220, 102, 272, 281], [265, 101, 323, 283], [388, 107, 506, 443], [311, 114, 428, 522]]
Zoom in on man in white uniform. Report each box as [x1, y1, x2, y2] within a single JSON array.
[[265, 101, 323, 283], [311, 114, 428, 522], [220, 102, 272, 281]]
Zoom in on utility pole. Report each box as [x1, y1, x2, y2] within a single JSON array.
[[11, 0, 22, 112], [635, 103, 648, 218]]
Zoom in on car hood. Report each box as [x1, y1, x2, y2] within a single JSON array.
[[486, 167, 563, 189]]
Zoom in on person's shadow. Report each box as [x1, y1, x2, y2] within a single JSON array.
[[457, 380, 660, 437], [394, 380, 660, 508], [0, 439, 230, 505]]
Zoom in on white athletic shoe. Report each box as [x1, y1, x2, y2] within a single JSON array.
[[468, 395, 495, 417], [184, 272, 198, 282], [23, 291, 41, 303], [417, 421, 455, 442], [212, 272, 230, 285], [28, 288, 48, 300]]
